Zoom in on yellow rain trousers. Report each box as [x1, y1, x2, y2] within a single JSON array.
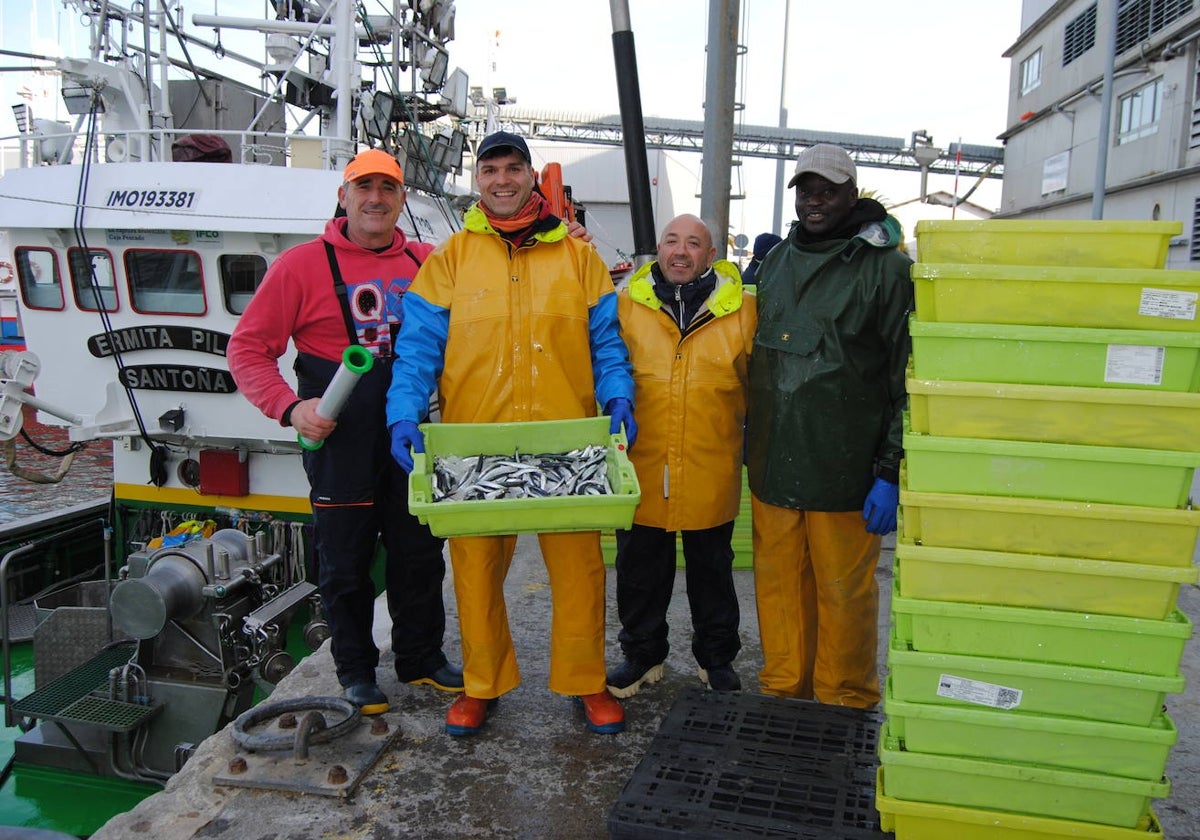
[[751, 493, 881, 707], [396, 209, 628, 701], [450, 531, 608, 699]]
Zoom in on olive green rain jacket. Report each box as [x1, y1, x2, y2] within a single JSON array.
[[746, 216, 913, 511]]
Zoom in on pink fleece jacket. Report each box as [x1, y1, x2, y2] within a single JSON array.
[[227, 217, 433, 424]]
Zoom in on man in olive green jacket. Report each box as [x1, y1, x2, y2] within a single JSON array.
[[746, 144, 913, 708]]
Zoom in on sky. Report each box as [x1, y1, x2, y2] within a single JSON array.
[[445, 0, 1024, 244], [1, 0, 1024, 243]]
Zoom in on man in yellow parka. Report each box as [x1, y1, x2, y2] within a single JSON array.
[[385, 131, 637, 737], [607, 214, 756, 698]]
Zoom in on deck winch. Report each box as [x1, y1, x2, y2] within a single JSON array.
[[11, 529, 321, 782]]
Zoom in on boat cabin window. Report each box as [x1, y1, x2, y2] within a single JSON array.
[[124, 249, 206, 315], [67, 248, 119, 312], [14, 247, 64, 310], [219, 254, 268, 314]]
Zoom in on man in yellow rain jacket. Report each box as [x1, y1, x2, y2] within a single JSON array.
[[607, 214, 756, 699], [385, 131, 637, 737]]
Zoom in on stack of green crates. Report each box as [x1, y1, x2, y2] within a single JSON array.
[[876, 220, 1199, 840]]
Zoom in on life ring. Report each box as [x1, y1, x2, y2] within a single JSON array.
[[0, 261, 13, 285]]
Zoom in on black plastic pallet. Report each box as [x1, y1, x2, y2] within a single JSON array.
[[655, 688, 882, 762], [648, 736, 880, 788], [608, 689, 887, 839]]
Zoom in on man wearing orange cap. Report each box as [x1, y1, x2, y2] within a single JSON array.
[[228, 148, 462, 714]]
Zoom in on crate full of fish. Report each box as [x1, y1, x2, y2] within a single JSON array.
[[408, 417, 641, 537]]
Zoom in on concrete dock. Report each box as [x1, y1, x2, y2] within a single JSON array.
[[91, 533, 1199, 840]]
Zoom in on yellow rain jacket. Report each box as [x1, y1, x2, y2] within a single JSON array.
[[618, 259, 755, 531], [387, 203, 633, 425]]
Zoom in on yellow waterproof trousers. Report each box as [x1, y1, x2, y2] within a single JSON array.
[[449, 531, 608, 699], [751, 493, 881, 707]]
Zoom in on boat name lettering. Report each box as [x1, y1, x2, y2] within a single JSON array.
[[105, 189, 198, 210], [88, 326, 229, 358], [119, 365, 237, 393]]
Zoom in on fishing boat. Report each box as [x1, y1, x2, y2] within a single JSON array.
[[0, 0, 468, 832]]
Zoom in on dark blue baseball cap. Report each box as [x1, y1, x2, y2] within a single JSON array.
[[477, 130, 531, 163]]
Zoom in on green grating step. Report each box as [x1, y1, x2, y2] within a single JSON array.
[[50, 694, 161, 732], [11, 642, 159, 731]]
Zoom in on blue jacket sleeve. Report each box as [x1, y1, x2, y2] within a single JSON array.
[[588, 291, 635, 408], [386, 292, 449, 426]]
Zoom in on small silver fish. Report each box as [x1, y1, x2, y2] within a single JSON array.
[[430, 445, 613, 502]]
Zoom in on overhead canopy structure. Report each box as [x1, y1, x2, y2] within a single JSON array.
[[464, 109, 1004, 179]]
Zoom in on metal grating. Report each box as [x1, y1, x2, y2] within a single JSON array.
[[0, 603, 37, 643], [1193, 197, 1200, 261], [12, 642, 137, 718], [1064, 3, 1098, 66], [54, 694, 159, 732], [1117, 0, 1194, 55]]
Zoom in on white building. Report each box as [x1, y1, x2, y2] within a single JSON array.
[[1000, 0, 1200, 268]]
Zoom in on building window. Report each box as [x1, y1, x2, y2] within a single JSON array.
[[1020, 49, 1043, 95], [1117, 0, 1194, 55], [1064, 3, 1098, 66], [1118, 77, 1164, 143]]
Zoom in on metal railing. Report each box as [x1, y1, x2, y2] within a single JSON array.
[[2, 514, 111, 728]]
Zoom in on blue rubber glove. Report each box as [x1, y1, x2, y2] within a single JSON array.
[[862, 477, 899, 535], [389, 420, 424, 473], [604, 397, 638, 448]]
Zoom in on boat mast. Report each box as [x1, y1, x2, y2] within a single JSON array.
[[192, 0, 364, 166], [331, 0, 356, 166]]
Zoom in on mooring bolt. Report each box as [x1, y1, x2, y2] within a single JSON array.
[[231, 696, 359, 753], [371, 717, 389, 735], [278, 712, 298, 729], [327, 764, 348, 785], [293, 710, 328, 760], [227, 756, 248, 775]]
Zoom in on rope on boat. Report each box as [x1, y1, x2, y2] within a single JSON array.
[[2, 437, 77, 484]]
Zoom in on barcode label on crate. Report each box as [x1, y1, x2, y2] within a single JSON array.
[[1105, 344, 1165, 386], [1139, 288, 1198, 321], [937, 674, 1023, 710]]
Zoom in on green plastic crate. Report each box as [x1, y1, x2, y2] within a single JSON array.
[[902, 418, 1200, 508], [907, 374, 1200, 451], [912, 262, 1200, 331], [899, 483, 1200, 567], [909, 318, 1200, 391], [877, 768, 1165, 840], [891, 574, 1192, 675], [887, 633, 1185, 726], [878, 734, 1169, 829], [599, 469, 753, 569], [884, 684, 1177, 781], [914, 219, 1180, 268], [408, 418, 640, 537], [894, 540, 1197, 620]]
